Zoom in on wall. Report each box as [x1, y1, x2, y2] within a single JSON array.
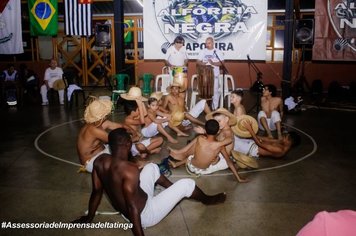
[[137, 61, 356, 91], [2, 60, 355, 91]]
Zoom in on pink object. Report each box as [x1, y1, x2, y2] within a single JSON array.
[[297, 210, 356, 236]]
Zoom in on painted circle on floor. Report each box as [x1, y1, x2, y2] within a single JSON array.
[[34, 120, 317, 177]]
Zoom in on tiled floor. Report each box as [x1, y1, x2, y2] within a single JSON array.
[[1, 94, 356, 236]]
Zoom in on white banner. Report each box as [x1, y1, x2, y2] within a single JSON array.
[[0, 0, 24, 54], [144, 0, 267, 60]]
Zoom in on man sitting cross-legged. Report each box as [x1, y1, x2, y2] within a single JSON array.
[[121, 87, 164, 159], [163, 82, 212, 136], [142, 96, 178, 144], [258, 84, 284, 140], [72, 128, 226, 236], [167, 119, 246, 182]]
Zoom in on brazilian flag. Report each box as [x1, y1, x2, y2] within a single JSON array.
[[28, 0, 58, 36], [124, 20, 133, 43]]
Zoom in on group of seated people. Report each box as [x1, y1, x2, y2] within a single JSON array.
[[77, 82, 301, 176], [1, 59, 82, 107], [74, 82, 302, 234], [0, 63, 39, 106]]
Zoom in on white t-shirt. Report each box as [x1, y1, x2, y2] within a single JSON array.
[[165, 46, 188, 67], [44, 67, 63, 88], [198, 48, 224, 77]]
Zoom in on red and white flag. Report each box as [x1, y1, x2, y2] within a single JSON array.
[[0, 0, 24, 54], [64, 0, 92, 36]]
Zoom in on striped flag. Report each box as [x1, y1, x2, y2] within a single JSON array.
[[64, 0, 92, 36]]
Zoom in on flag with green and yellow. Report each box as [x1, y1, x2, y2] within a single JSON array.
[[28, 0, 58, 36]]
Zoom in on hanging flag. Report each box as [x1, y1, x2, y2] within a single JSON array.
[[124, 20, 133, 43], [28, 0, 58, 36], [0, 0, 24, 54], [64, 0, 92, 36]]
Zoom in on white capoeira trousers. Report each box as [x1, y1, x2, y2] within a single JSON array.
[[139, 163, 195, 228]]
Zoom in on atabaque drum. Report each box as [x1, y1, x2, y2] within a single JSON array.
[[172, 66, 188, 91], [197, 65, 214, 99]]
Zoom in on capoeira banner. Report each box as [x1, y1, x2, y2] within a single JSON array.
[[313, 0, 356, 61], [144, 0, 267, 60], [0, 0, 24, 54]]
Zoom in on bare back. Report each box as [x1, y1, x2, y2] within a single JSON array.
[[93, 155, 148, 218], [216, 127, 234, 155], [77, 123, 108, 164], [192, 136, 224, 169]]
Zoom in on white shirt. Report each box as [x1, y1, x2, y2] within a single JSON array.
[[44, 67, 63, 88], [198, 48, 224, 77], [3, 70, 17, 82], [165, 46, 188, 67]]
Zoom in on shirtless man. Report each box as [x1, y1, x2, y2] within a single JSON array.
[[168, 119, 246, 182], [77, 99, 138, 173], [258, 84, 284, 140], [142, 97, 178, 144], [243, 120, 301, 158], [163, 83, 211, 135], [123, 99, 163, 159], [230, 89, 246, 117], [206, 108, 237, 156], [72, 128, 226, 236]]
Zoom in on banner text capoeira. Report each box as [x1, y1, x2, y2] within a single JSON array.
[[144, 0, 267, 60]]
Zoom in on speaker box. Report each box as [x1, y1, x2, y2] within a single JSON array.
[[294, 19, 314, 47], [95, 24, 111, 47]]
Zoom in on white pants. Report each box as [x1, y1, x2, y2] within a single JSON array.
[[141, 121, 168, 138], [186, 154, 228, 175], [85, 145, 111, 173], [140, 163, 195, 228], [182, 99, 206, 126], [234, 136, 259, 158], [131, 138, 151, 156], [257, 110, 281, 131], [40, 84, 64, 103], [212, 76, 220, 110]]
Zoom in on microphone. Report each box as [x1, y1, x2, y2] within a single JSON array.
[[247, 54, 251, 64], [161, 42, 172, 54]]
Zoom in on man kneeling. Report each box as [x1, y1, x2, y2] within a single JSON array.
[[73, 128, 226, 236]]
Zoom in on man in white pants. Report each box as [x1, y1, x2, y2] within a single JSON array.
[[197, 37, 224, 110], [258, 84, 284, 140], [40, 59, 64, 105], [72, 128, 226, 236]]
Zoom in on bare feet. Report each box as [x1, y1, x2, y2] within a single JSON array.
[[202, 192, 227, 205], [177, 132, 189, 137], [140, 153, 148, 159], [168, 159, 177, 168], [237, 176, 249, 183], [135, 159, 150, 169], [183, 124, 193, 130], [167, 137, 178, 144], [150, 147, 162, 154]]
